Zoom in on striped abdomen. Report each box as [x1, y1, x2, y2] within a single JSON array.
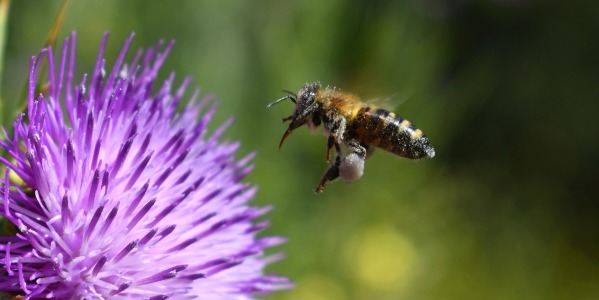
[[346, 107, 435, 159]]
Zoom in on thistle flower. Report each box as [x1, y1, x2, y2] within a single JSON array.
[[0, 32, 291, 299]]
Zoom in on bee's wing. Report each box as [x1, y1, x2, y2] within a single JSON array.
[[363, 94, 404, 111]]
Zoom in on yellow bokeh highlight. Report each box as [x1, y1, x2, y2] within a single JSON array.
[[282, 273, 346, 300], [8, 167, 23, 184], [343, 224, 417, 292]]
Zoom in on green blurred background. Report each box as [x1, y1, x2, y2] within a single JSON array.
[[3, 1, 598, 299]]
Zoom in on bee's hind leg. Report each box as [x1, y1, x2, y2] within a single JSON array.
[[345, 140, 367, 159], [315, 142, 342, 193]]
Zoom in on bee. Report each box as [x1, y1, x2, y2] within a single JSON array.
[[267, 82, 435, 193]]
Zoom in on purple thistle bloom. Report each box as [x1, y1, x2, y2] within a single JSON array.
[[0, 32, 291, 299]]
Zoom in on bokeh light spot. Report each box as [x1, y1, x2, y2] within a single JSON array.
[[344, 224, 417, 292]]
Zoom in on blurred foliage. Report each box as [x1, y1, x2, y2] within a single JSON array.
[[2, 0, 598, 299]]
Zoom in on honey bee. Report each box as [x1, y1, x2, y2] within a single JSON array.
[[267, 82, 435, 193]]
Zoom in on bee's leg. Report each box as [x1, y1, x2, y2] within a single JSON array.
[[324, 115, 346, 162], [354, 142, 374, 159], [328, 116, 346, 143], [315, 142, 342, 193], [326, 136, 334, 163], [282, 115, 293, 122], [345, 140, 367, 159]]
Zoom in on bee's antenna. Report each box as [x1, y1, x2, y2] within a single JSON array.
[[266, 90, 297, 108], [267, 96, 291, 108], [281, 90, 297, 103]]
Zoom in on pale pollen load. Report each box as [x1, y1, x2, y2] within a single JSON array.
[[339, 153, 365, 183]]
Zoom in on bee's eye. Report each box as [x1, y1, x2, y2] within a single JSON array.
[[302, 91, 316, 104]]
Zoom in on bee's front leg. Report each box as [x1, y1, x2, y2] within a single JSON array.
[[315, 142, 342, 193]]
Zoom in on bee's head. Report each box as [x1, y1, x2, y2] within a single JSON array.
[[267, 82, 322, 150]]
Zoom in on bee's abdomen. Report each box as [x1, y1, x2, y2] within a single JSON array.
[[348, 107, 435, 159]]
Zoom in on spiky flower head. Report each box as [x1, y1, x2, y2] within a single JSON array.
[[0, 32, 290, 299]]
